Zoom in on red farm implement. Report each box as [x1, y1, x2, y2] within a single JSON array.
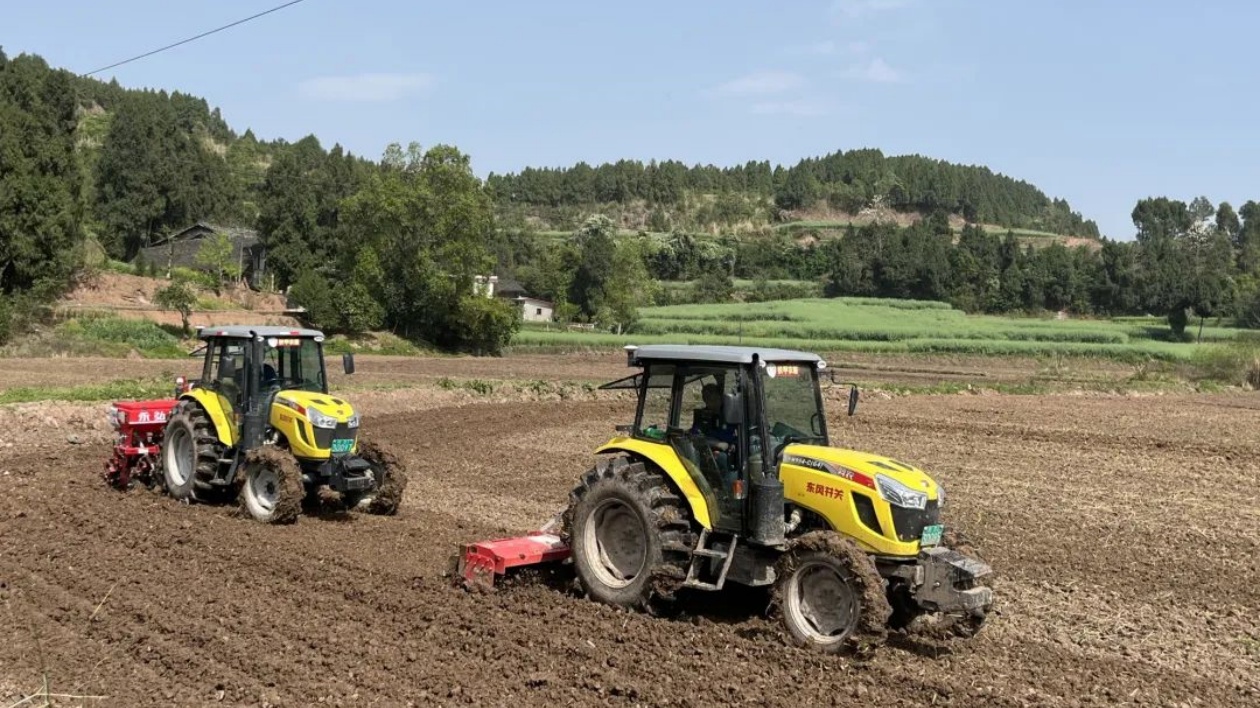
[[103, 398, 178, 490]]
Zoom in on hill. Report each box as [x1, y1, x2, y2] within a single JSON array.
[[485, 148, 1102, 240]]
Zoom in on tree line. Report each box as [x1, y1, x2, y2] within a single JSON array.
[[494, 197, 1260, 339], [485, 148, 1100, 238]]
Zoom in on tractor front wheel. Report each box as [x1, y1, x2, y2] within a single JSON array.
[[562, 456, 695, 609], [238, 447, 304, 524], [342, 437, 407, 515], [773, 531, 892, 654]]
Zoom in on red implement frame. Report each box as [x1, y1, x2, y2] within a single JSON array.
[[103, 399, 177, 489], [457, 532, 571, 589]]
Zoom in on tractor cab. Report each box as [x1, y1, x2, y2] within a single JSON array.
[[600, 344, 856, 540]]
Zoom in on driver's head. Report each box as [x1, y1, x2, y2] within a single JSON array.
[[702, 383, 721, 412]]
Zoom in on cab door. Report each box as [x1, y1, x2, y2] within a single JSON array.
[[667, 364, 748, 533]]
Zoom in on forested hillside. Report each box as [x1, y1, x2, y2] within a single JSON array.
[[486, 150, 1101, 238], [3, 47, 1260, 353]]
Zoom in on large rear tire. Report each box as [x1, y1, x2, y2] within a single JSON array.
[[561, 456, 695, 609], [160, 403, 222, 502], [773, 531, 892, 654], [342, 437, 407, 515], [238, 446, 304, 524]]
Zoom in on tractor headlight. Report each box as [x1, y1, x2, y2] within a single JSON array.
[[307, 408, 338, 429], [875, 474, 928, 510], [346, 413, 361, 428], [937, 483, 946, 507]]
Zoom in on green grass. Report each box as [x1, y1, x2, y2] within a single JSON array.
[[512, 297, 1230, 362], [0, 314, 190, 359], [0, 377, 176, 404]]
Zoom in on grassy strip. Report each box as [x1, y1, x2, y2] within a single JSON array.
[[508, 329, 1193, 362], [0, 378, 176, 405]]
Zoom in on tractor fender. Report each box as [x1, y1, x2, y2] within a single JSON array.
[[595, 437, 712, 530], [181, 388, 237, 448]]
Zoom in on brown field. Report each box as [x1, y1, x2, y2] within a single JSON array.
[[1, 352, 1258, 706], [0, 350, 1143, 394]]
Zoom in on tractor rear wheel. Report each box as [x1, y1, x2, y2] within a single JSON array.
[[161, 404, 222, 502], [561, 456, 695, 609], [773, 531, 892, 654], [238, 446, 304, 524], [342, 437, 407, 515]]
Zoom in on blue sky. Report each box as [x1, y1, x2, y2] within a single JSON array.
[[6, 0, 1259, 240]]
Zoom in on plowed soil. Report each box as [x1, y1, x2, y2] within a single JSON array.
[[3, 373, 1259, 705]]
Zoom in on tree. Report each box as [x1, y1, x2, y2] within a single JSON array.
[[94, 91, 232, 259], [598, 235, 657, 332], [1132, 196, 1235, 338], [340, 142, 515, 353], [0, 54, 84, 302], [194, 230, 241, 294], [1238, 201, 1260, 275], [567, 215, 618, 320], [154, 279, 197, 335]]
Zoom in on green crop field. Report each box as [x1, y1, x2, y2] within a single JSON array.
[[512, 297, 1242, 361]]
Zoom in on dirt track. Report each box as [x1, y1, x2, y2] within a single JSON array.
[[3, 382, 1259, 705]]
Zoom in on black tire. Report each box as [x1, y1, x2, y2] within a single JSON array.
[[237, 446, 305, 524], [343, 437, 407, 515], [772, 530, 892, 654], [561, 456, 695, 609], [160, 403, 223, 502]]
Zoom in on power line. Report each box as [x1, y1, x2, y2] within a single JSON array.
[[82, 0, 310, 77]]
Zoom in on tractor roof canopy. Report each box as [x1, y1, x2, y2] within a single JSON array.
[[625, 344, 822, 366], [196, 325, 326, 341]]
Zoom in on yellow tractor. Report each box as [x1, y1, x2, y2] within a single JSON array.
[[458, 344, 992, 653], [158, 325, 405, 523]]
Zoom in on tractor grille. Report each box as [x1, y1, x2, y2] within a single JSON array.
[[891, 500, 940, 542], [313, 423, 357, 454]]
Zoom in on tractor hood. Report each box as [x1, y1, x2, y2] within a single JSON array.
[[274, 390, 357, 424], [781, 444, 941, 502]]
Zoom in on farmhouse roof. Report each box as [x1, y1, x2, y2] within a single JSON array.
[[149, 222, 259, 247]]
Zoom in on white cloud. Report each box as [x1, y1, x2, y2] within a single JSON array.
[[711, 70, 807, 96], [298, 72, 435, 102], [842, 57, 904, 83], [831, 0, 913, 19], [750, 100, 830, 117], [847, 40, 872, 55]]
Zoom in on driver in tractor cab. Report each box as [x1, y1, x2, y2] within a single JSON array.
[[691, 383, 739, 485]]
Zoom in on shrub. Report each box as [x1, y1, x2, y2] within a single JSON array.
[[1188, 334, 1260, 388], [154, 280, 198, 335], [0, 296, 11, 345], [449, 295, 520, 356]]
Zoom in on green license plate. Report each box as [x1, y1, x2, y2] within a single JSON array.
[[330, 438, 354, 453], [920, 524, 943, 547]]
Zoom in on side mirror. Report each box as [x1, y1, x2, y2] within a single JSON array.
[[847, 385, 859, 417], [342, 353, 356, 375], [721, 392, 744, 426]]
